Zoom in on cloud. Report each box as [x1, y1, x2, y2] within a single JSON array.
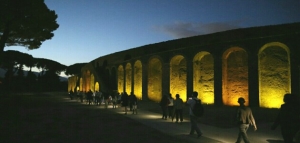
[[154, 22, 241, 39]]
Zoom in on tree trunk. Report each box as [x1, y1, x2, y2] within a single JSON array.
[[0, 23, 10, 64]]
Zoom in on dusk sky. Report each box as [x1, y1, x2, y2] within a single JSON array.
[[4, 0, 300, 75]]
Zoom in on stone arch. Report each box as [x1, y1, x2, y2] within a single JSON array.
[[85, 70, 91, 92], [118, 65, 124, 94], [170, 55, 187, 101], [258, 42, 291, 108], [125, 63, 132, 94], [134, 60, 142, 100], [148, 57, 162, 102], [222, 47, 249, 106], [193, 51, 214, 104], [90, 74, 95, 92], [80, 78, 83, 92], [95, 82, 100, 92]]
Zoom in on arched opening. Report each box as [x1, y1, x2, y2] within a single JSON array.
[[95, 82, 100, 92], [170, 55, 187, 101], [222, 47, 249, 106], [148, 58, 162, 102], [118, 65, 124, 94], [193, 51, 214, 104], [134, 60, 142, 100], [125, 63, 132, 94], [90, 74, 95, 92], [80, 78, 83, 92], [85, 70, 91, 92], [258, 42, 291, 108]]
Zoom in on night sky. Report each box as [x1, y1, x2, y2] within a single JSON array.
[[4, 0, 300, 75]]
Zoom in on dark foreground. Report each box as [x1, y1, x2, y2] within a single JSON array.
[[0, 92, 189, 143]]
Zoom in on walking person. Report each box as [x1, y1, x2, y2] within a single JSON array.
[[173, 94, 184, 123], [271, 93, 300, 143], [168, 93, 174, 119], [104, 92, 109, 109], [187, 91, 202, 138], [130, 93, 138, 114], [160, 94, 169, 120], [235, 97, 257, 143], [121, 92, 129, 115], [86, 90, 93, 105]]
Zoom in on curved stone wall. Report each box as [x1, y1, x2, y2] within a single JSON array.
[[72, 23, 300, 108]]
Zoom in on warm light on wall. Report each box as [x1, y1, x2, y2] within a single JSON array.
[[85, 70, 91, 92], [80, 78, 83, 91], [134, 60, 143, 100], [193, 51, 214, 104], [125, 63, 132, 94], [222, 47, 249, 106], [118, 65, 124, 94], [148, 58, 162, 102], [68, 76, 78, 92], [170, 55, 187, 102], [258, 42, 290, 108], [90, 74, 95, 92], [95, 82, 99, 92]]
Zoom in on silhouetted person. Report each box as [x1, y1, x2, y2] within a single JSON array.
[[168, 93, 174, 119], [69, 90, 74, 100], [187, 91, 202, 138], [160, 94, 169, 120], [173, 94, 184, 123], [121, 92, 129, 114], [130, 93, 138, 114], [95, 91, 101, 106], [271, 93, 300, 143], [235, 97, 257, 143], [86, 90, 93, 105]]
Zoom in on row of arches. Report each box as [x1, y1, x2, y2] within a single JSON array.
[[69, 42, 291, 108], [117, 42, 290, 108]]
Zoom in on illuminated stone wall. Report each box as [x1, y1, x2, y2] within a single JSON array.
[[118, 65, 124, 94], [193, 52, 214, 104], [222, 48, 249, 106], [148, 58, 162, 102], [95, 82, 99, 92], [134, 60, 142, 99], [68, 76, 78, 92], [170, 55, 187, 101], [80, 78, 83, 92], [85, 70, 91, 92], [125, 63, 132, 94], [259, 43, 290, 108], [90, 74, 95, 92], [73, 23, 299, 108]]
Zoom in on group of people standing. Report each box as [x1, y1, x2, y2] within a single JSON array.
[[160, 93, 185, 123], [69, 89, 120, 108], [161, 92, 300, 143], [120, 92, 138, 115]]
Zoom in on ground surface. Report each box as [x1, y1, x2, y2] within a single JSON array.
[[0, 92, 190, 143]]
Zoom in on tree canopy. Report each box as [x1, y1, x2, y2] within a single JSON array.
[[0, 0, 59, 63]]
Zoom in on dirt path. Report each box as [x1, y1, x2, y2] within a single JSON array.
[[0, 92, 189, 143]]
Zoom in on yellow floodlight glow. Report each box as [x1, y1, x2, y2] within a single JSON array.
[[125, 63, 132, 94], [193, 51, 214, 104], [118, 65, 124, 94], [170, 55, 187, 102], [222, 47, 249, 106], [90, 74, 95, 92], [148, 58, 162, 102], [258, 42, 290, 108], [134, 60, 143, 100], [95, 82, 99, 92]]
